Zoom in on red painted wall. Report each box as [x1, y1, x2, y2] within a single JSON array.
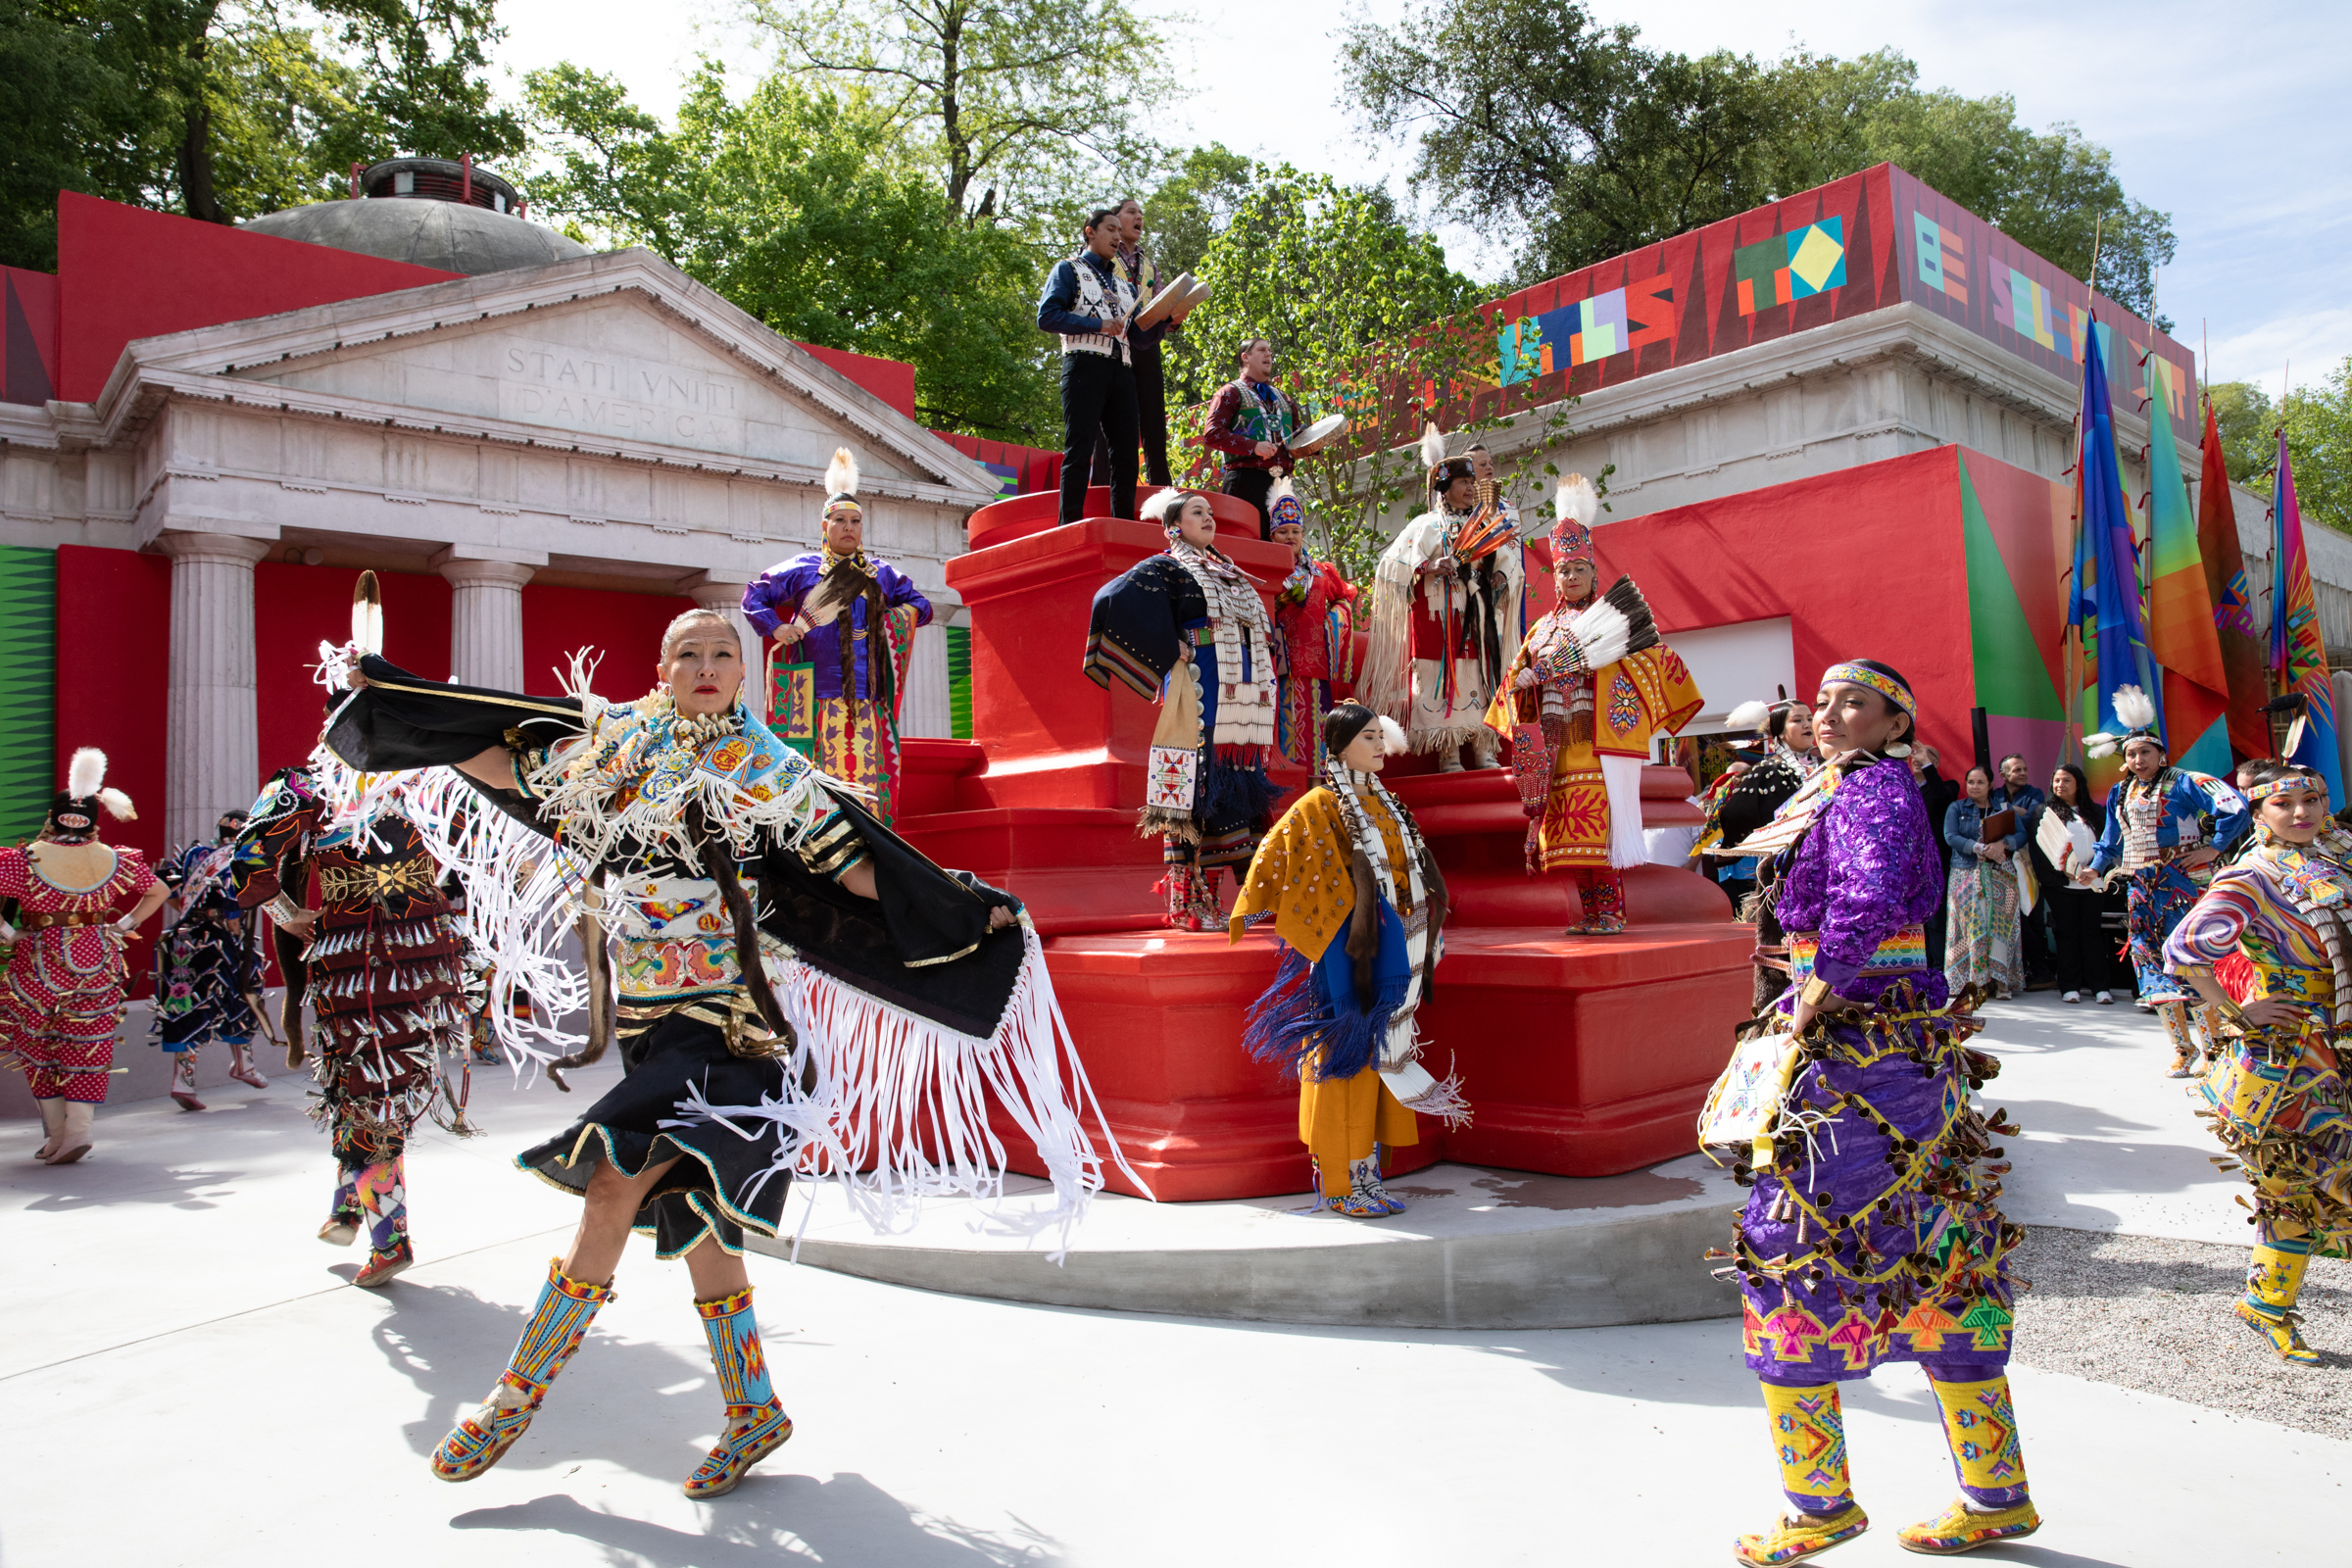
[[54, 191, 461, 403], [56, 545, 171, 993], [2, 265, 58, 406], [254, 564, 452, 780], [795, 341, 916, 420], [1564, 445, 1979, 764], [521, 584, 698, 702]]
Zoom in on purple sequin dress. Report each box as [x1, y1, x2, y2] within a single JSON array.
[[1731, 758, 2021, 1387]]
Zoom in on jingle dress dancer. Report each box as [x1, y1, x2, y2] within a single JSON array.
[[1267, 476, 1356, 771], [1085, 487, 1278, 930], [0, 749, 166, 1165], [2080, 687, 2251, 1077], [151, 808, 270, 1109], [227, 760, 470, 1286], [742, 448, 933, 826], [1710, 662, 2038, 1563], [2165, 760, 2352, 1364], [322, 609, 1125, 1498], [1484, 476, 1698, 935], [1231, 703, 1463, 1217], [1362, 425, 1524, 772]]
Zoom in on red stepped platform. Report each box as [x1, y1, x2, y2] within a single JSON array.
[[897, 492, 1751, 1201]]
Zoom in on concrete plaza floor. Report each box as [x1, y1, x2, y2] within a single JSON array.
[[1, 993, 2345, 1566]]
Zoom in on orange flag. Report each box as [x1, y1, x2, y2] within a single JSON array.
[[2196, 401, 2270, 760]]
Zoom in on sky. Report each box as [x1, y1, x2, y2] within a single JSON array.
[[485, 0, 2351, 397]]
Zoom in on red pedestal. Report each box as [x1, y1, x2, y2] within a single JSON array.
[[904, 494, 1750, 1200]]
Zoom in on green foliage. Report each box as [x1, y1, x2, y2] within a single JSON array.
[[744, 0, 1180, 228], [2207, 365, 2352, 537], [1164, 164, 1575, 582], [0, 0, 519, 260], [524, 63, 1054, 441], [1136, 142, 1252, 283], [1341, 2, 2177, 321]]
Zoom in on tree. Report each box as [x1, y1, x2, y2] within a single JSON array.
[[1341, 1, 2177, 320], [0, 0, 520, 255], [1167, 165, 1575, 582], [2205, 366, 2352, 537], [525, 63, 1055, 441], [1136, 141, 1251, 284], [742, 0, 1179, 227]]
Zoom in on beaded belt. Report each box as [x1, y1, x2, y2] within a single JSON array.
[[318, 857, 438, 906], [18, 910, 110, 930], [1785, 925, 1929, 988]]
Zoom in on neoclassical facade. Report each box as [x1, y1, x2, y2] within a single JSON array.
[[0, 248, 997, 847]]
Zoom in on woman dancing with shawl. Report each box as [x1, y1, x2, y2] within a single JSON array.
[[1711, 662, 2038, 1563], [1230, 702, 1460, 1217], [323, 608, 1127, 1498], [1084, 487, 1278, 929], [2164, 760, 2352, 1364]]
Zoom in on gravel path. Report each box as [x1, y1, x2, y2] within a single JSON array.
[[2013, 1226, 2352, 1440]]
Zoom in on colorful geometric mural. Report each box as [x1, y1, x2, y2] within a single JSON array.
[[1472, 164, 2195, 435]]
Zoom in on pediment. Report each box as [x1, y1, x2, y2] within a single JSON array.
[[107, 249, 989, 498]]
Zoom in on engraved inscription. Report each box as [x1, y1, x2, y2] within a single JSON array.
[[496, 340, 746, 448]]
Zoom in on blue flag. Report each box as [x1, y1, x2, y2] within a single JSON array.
[[2075, 334, 2159, 740]]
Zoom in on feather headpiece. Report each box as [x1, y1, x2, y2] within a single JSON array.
[[1725, 699, 1773, 733], [351, 569, 384, 657], [2112, 684, 2159, 734], [822, 446, 862, 520], [1268, 474, 1305, 532], [1421, 421, 1474, 494], [1550, 473, 1600, 564], [57, 747, 135, 824]]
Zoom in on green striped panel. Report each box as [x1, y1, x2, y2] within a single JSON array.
[[0, 547, 55, 840], [946, 624, 972, 741]]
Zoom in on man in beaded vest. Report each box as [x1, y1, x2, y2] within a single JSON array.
[[1202, 338, 1302, 538], [743, 448, 934, 827], [1036, 205, 1141, 526]]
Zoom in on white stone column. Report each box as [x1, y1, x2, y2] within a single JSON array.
[[686, 578, 763, 720], [160, 531, 272, 852], [433, 548, 542, 690]]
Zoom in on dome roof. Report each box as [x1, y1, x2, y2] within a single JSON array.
[[241, 198, 590, 277]]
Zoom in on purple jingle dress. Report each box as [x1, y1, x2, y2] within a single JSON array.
[[1730, 757, 2022, 1396]]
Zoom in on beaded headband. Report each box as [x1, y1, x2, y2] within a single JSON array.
[[1550, 517, 1594, 566], [1270, 490, 1304, 530], [2246, 771, 2328, 805], [1819, 661, 1915, 716]]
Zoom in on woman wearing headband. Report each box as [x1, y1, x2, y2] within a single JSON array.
[[1229, 702, 1462, 1216], [0, 748, 168, 1165], [1083, 488, 1278, 929], [2163, 760, 2352, 1364], [1713, 661, 2038, 1563]]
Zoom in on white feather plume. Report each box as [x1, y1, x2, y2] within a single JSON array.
[[1555, 472, 1599, 527], [1141, 487, 1188, 527], [1377, 715, 1408, 756], [1725, 699, 1772, 732], [2083, 731, 2121, 760], [824, 446, 859, 499], [351, 569, 383, 656], [97, 788, 135, 821], [1418, 421, 1446, 472], [1565, 597, 1633, 672], [2112, 684, 2157, 732], [67, 747, 106, 799]]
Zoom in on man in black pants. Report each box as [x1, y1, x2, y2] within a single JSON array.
[[1202, 338, 1299, 538], [1094, 197, 1173, 488], [1037, 207, 1139, 525]]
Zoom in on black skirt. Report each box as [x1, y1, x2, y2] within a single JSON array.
[[516, 1006, 793, 1257]]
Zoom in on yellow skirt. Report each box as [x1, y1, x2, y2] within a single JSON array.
[[1300, 1054, 1418, 1188]]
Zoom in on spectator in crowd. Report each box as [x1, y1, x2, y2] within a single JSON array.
[[1943, 763, 2024, 998], [1990, 752, 2053, 990], [1913, 745, 1960, 971], [2031, 762, 2116, 1004]]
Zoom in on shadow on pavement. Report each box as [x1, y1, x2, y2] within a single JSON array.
[[450, 1481, 1065, 1565]]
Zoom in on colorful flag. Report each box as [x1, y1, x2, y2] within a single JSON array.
[[2198, 400, 2269, 760], [2270, 433, 2343, 801], [2142, 357, 2230, 772], [2071, 330, 2158, 770]]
